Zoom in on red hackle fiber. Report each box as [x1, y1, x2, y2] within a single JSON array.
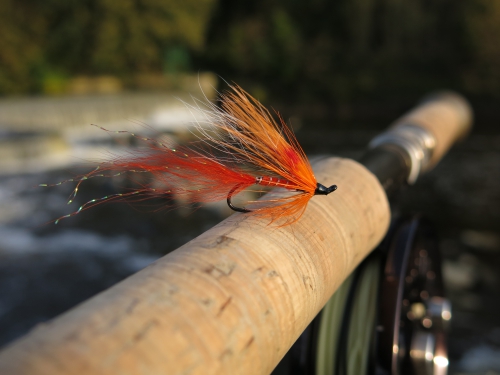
[[49, 85, 331, 226]]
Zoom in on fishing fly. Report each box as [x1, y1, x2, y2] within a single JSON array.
[[46, 85, 337, 226]]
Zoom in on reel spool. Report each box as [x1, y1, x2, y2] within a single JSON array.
[[284, 216, 451, 375]]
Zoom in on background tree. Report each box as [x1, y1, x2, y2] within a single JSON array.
[[1, 0, 500, 103], [0, 0, 215, 95]]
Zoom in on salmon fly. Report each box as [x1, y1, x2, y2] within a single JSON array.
[[46, 85, 337, 226]]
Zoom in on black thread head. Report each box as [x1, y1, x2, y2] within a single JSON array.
[[314, 183, 338, 195]]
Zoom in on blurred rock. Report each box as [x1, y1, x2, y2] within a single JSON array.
[[458, 345, 500, 372], [443, 254, 479, 290], [461, 230, 500, 253], [487, 327, 500, 347]]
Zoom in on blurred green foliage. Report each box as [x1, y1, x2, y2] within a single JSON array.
[[1, 0, 500, 102], [204, 0, 500, 102], [0, 0, 215, 95]]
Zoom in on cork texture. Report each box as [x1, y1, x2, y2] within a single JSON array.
[[394, 98, 472, 168], [0, 157, 390, 375]]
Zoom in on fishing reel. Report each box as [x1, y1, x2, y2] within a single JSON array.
[[279, 216, 451, 375]]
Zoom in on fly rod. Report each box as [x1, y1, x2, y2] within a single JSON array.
[[0, 90, 472, 375]]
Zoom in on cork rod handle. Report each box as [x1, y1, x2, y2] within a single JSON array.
[[0, 158, 390, 375], [392, 92, 473, 170]]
